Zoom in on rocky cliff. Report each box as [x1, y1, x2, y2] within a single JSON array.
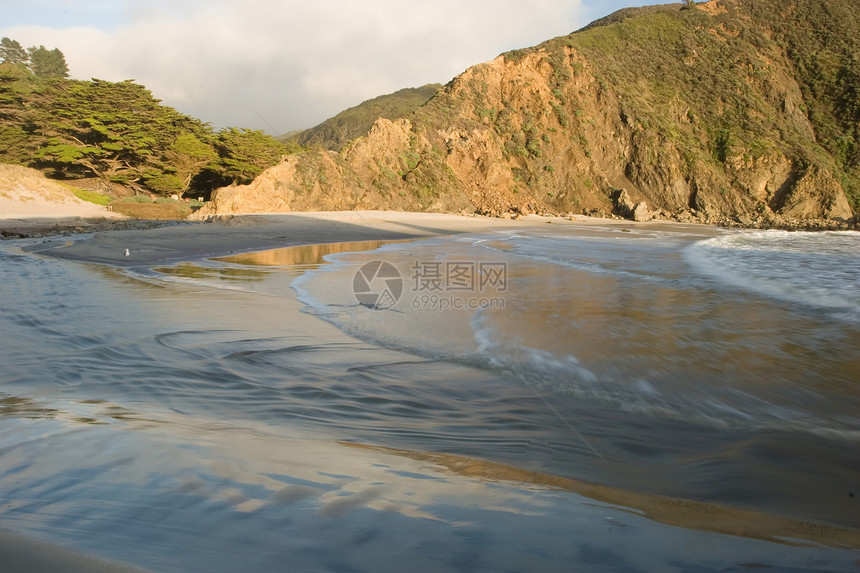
[[197, 0, 859, 228]]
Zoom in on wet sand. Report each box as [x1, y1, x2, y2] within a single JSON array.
[[22, 211, 720, 266], [0, 528, 150, 573], [344, 443, 860, 550]]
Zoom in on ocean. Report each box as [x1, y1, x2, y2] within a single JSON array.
[[0, 221, 858, 572]]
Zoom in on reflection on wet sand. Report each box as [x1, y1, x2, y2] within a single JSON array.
[[3, 391, 859, 572], [0, 395, 56, 419], [342, 442, 860, 550], [213, 239, 412, 267], [0, 395, 168, 428], [153, 262, 269, 282]]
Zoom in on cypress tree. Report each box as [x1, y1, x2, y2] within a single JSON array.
[[27, 45, 69, 78], [0, 37, 28, 67]]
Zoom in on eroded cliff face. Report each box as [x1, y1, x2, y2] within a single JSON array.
[[197, 0, 858, 228]]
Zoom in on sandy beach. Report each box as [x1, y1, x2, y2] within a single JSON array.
[[20, 210, 720, 266], [0, 163, 138, 239], [0, 164, 120, 211]]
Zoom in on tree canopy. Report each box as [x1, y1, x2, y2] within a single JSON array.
[[1, 38, 69, 79], [0, 38, 28, 67], [0, 37, 293, 198], [27, 45, 69, 79]]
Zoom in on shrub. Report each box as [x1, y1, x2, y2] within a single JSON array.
[[124, 195, 152, 203]]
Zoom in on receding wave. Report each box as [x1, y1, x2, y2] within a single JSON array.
[[469, 309, 860, 440], [684, 231, 860, 319]]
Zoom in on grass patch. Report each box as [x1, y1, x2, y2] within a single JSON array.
[[124, 195, 153, 203], [73, 188, 111, 206], [109, 200, 192, 219]]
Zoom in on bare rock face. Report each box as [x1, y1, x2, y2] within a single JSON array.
[[443, 126, 516, 215], [608, 188, 651, 221], [772, 166, 854, 222], [632, 202, 653, 222], [342, 118, 412, 184], [195, 152, 353, 217], [611, 189, 635, 219]]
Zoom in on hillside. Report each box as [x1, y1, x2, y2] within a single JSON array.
[[199, 0, 858, 228], [286, 84, 442, 151]]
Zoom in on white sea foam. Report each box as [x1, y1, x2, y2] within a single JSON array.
[[471, 309, 598, 388], [684, 231, 860, 319]]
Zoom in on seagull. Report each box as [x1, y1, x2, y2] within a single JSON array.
[[124, 249, 130, 256]]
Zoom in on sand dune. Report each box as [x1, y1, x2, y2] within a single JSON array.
[[0, 164, 122, 220]]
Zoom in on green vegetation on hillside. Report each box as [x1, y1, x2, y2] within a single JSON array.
[[744, 1, 860, 208], [0, 37, 292, 199], [288, 84, 442, 151], [512, 0, 860, 210]]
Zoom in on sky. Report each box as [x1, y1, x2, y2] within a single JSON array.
[[1, 0, 671, 134]]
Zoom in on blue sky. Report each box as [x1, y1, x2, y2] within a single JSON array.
[[0, 1, 672, 133]]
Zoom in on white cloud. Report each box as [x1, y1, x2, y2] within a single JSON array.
[[1, 0, 586, 133]]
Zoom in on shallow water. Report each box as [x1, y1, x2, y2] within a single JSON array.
[[0, 224, 859, 572]]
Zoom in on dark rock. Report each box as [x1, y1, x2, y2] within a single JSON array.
[[736, 214, 753, 226], [611, 189, 636, 219]]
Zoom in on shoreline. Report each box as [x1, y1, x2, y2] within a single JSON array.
[[17, 211, 723, 268], [2, 209, 854, 246]]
